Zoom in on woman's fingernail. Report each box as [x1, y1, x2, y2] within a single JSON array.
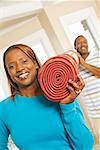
[[68, 79, 72, 82]]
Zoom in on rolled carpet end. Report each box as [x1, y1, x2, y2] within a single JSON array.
[[38, 52, 79, 102]]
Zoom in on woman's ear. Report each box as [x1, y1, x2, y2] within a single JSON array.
[[34, 61, 39, 70], [36, 65, 39, 70]]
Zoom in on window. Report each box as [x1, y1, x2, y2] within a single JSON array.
[[60, 7, 100, 53], [68, 19, 99, 53], [32, 42, 48, 65]]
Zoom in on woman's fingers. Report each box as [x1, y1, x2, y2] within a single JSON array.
[[68, 75, 85, 90], [60, 76, 85, 104], [77, 75, 85, 90], [68, 80, 80, 90], [60, 94, 74, 104], [67, 75, 85, 96], [60, 85, 77, 104]]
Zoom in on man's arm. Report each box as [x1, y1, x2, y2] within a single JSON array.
[[81, 63, 100, 77], [78, 53, 100, 77]]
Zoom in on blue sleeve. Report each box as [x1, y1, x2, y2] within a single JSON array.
[[59, 99, 94, 150], [0, 105, 9, 150]]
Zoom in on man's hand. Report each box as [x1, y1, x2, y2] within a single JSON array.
[[77, 52, 85, 65]]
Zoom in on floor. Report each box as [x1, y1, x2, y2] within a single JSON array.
[[93, 144, 100, 150]]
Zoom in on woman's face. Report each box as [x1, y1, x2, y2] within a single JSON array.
[[75, 37, 88, 55], [5, 48, 38, 88]]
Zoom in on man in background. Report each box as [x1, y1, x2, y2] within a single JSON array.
[[74, 35, 100, 144]]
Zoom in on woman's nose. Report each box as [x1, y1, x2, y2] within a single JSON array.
[[16, 63, 24, 72]]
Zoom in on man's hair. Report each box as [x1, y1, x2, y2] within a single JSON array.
[[3, 44, 40, 99]]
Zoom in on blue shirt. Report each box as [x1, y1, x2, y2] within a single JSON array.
[[0, 95, 94, 150]]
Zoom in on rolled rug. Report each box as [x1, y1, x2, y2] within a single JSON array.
[[38, 51, 79, 102], [64, 50, 79, 65]]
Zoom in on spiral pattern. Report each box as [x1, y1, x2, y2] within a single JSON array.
[[38, 53, 79, 102]]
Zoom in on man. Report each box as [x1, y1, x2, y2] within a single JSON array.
[[74, 35, 100, 144]]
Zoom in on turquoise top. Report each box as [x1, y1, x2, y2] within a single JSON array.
[[0, 95, 94, 150]]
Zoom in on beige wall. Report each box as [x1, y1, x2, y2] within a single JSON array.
[[95, 0, 100, 18], [38, 10, 63, 54], [0, 0, 99, 53], [0, 17, 42, 49], [42, 0, 99, 52]]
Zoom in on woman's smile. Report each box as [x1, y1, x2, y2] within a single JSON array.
[[17, 72, 30, 80], [5, 48, 38, 88]]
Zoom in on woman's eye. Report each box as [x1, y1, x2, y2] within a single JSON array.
[[9, 65, 14, 69], [22, 60, 28, 64]]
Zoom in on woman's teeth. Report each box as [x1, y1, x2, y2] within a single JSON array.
[[18, 73, 29, 80]]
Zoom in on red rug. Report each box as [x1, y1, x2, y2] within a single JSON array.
[[38, 51, 79, 102]]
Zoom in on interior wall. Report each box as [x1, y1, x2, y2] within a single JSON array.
[[38, 10, 63, 54], [1, 0, 99, 53], [0, 14, 35, 30], [0, 16, 42, 49], [43, 0, 99, 51], [95, 0, 100, 18]]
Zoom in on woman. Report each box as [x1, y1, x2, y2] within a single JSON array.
[[0, 44, 94, 150]]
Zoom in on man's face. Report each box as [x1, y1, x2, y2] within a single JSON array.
[[75, 36, 88, 55]]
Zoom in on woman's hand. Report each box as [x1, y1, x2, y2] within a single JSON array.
[[60, 75, 85, 104]]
